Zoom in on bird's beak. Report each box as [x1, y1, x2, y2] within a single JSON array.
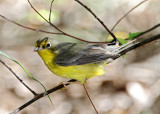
[[34, 47, 39, 52]]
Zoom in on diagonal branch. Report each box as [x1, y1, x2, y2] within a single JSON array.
[[49, 0, 55, 24], [133, 23, 160, 39], [125, 23, 160, 40], [28, 0, 105, 43], [75, 0, 117, 42], [0, 14, 63, 35], [83, 84, 98, 114], [10, 79, 77, 114], [0, 14, 110, 44], [0, 59, 37, 96], [0, 0, 150, 44], [111, 0, 149, 31], [119, 33, 160, 55], [27, 0, 62, 32]]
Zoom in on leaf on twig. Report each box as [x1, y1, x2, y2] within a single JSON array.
[[118, 38, 128, 45], [129, 32, 142, 40]]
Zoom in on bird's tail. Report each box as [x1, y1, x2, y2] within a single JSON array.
[[113, 39, 138, 55]]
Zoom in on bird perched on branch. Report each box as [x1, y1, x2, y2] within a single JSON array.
[[34, 37, 134, 84]]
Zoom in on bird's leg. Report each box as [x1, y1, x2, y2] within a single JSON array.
[[58, 81, 68, 91], [59, 79, 78, 91]]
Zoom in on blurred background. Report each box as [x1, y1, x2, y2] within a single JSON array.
[[0, 0, 160, 114]]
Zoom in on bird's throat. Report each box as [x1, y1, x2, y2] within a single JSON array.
[[37, 49, 56, 65]]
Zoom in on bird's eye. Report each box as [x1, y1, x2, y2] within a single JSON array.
[[46, 42, 51, 48]]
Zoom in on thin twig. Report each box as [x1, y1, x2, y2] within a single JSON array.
[[125, 23, 160, 40], [111, 0, 148, 31], [133, 24, 160, 39], [75, 0, 117, 42], [0, 14, 111, 44], [0, 59, 37, 96], [10, 79, 77, 114], [0, 0, 150, 43], [119, 33, 160, 56], [28, 0, 108, 43], [83, 84, 99, 114], [49, 0, 55, 25], [0, 14, 62, 35]]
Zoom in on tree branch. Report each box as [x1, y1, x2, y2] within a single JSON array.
[[75, 0, 117, 42], [49, 0, 55, 24], [27, 0, 109, 43], [124, 23, 160, 41], [119, 33, 160, 56], [0, 59, 37, 96], [10, 79, 77, 114], [0, 0, 151, 44], [0, 13, 110, 44], [134, 23, 160, 39], [111, 0, 148, 31], [0, 14, 63, 35]]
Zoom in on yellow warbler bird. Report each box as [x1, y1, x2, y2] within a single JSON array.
[[34, 37, 133, 84]]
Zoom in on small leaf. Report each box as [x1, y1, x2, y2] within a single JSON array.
[[121, 55, 125, 58], [129, 32, 142, 40], [118, 38, 128, 45]]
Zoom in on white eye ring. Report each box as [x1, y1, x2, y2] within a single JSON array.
[[46, 42, 51, 48]]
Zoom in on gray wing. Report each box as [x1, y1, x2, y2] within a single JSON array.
[[55, 43, 119, 66]]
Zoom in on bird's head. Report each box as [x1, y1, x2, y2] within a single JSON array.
[[34, 37, 53, 52]]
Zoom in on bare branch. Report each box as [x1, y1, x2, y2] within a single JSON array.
[[49, 0, 55, 24], [119, 33, 160, 56], [0, 59, 37, 96], [83, 84, 98, 114], [10, 79, 77, 114], [127, 23, 160, 40], [28, 0, 105, 43], [0, 14, 110, 44], [111, 0, 149, 31], [75, 0, 117, 42], [0, 14, 63, 35], [27, 0, 62, 32]]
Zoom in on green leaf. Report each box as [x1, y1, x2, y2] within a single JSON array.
[[121, 55, 125, 58], [129, 32, 142, 40], [118, 38, 128, 45], [0, 51, 53, 105]]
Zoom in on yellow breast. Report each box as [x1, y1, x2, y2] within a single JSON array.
[[37, 49, 106, 84]]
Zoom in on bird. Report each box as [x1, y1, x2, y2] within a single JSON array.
[[34, 37, 134, 84]]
